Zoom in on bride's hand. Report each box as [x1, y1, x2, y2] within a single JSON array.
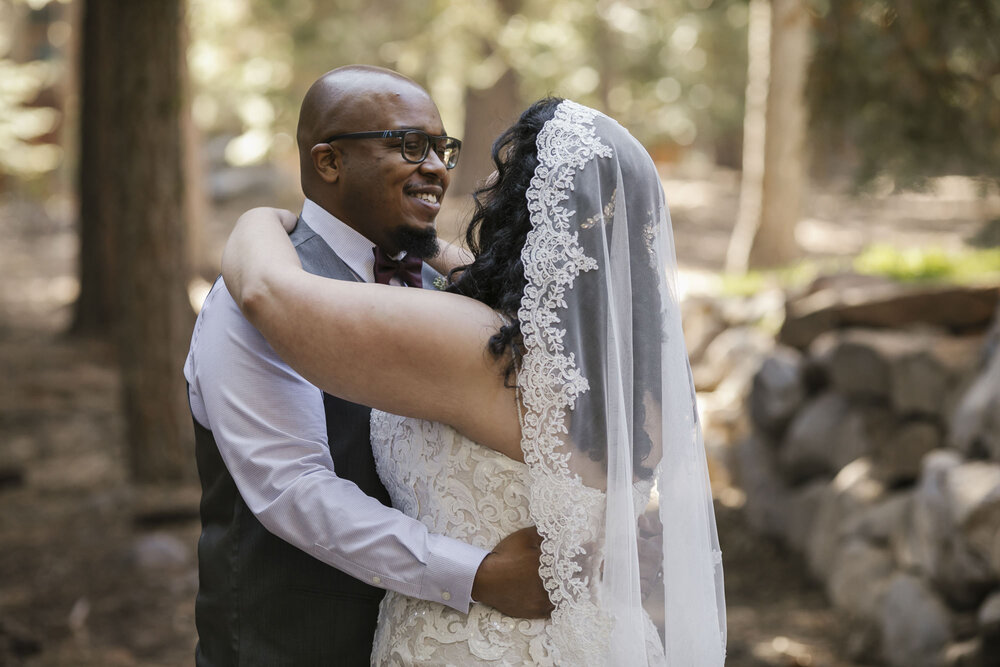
[[637, 510, 664, 598], [273, 208, 298, 233], [424, 238, 474, 284], [222, 207, 303, 312]]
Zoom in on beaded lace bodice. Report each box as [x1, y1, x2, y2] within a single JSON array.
[[369, 410, 554, 666]]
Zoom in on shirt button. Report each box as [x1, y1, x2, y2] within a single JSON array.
[[372, 576, 382, 585], [441, 591, 452, 601]]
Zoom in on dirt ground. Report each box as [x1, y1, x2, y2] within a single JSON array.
[[1, 172, 994, 666]]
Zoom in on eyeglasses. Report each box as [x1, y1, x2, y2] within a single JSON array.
[[323, 129, 462, 169]]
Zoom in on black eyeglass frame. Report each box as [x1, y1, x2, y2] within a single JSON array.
[[322, 129, 462, 169]]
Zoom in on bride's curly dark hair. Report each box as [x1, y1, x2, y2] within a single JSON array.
[[445, 97, 564, 383], [447, 97, 658, 479]]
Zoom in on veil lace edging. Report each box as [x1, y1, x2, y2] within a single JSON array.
[[517, 99, 613, 666]]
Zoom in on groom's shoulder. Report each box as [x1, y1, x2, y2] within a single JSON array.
[[289, 217, 319, 248], [195, 276, 256, 335], [188, 275, 281, 379], [287, 220, 359, 282]]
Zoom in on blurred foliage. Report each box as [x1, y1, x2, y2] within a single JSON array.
[[720, 243, 1000, 297], [0, 0, 69, 178], [187, 0, 749, 167], [720, 260, 824, 296], [808, 0, 1000, 188], [854, 243, 1000, 283], [3, 0, 998, 188], [0, 58, 62, 175]]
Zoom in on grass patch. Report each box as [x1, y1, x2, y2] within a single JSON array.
[[719, 259, 841, 297], [720, 245, 1000, 297], [853, 245, 1000, 283]]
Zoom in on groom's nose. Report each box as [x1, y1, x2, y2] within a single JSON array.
[[417, 147, 449, 189]]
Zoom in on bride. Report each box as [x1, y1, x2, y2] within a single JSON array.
[[222, 98, 726, 666]]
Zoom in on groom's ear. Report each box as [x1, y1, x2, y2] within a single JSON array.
[[311, 143, 341, 184]]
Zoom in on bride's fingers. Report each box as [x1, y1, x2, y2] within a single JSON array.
[[275, 208, 298, 233]]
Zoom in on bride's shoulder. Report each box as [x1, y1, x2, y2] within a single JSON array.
[[419, 288, 508, 342]]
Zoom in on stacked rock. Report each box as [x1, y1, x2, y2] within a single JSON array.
[[731, 277, 1000, 667]]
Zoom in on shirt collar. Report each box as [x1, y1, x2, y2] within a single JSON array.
[[300, 199, 377, 282]]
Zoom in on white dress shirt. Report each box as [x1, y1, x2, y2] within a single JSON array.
[[184, 199, 487, 613]]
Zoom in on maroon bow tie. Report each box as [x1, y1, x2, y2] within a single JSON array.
[[373, 247, 423, 287]]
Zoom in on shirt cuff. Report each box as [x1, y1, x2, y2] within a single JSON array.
[[418, 533, 489, 614]]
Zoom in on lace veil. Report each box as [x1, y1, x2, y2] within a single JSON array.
[[517, 101, 726, 665]]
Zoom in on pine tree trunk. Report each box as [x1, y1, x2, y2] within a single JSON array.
[[179, 14, 212, 281], [451, 67, 522, 196], [450, 0, 523, 197], [727, 0, 812, 272], [111, 0, 195, 482], [72, 0, 118, 335]]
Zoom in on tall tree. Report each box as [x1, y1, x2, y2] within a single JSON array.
[[114, 0, 194, 481], [452, 67, 523, 196], [76, 0, 194, 481], [727, 0, 812, 272], [808, 0, 1000, 187], [451, 0, 525, 196], [72, 0, 117, 335]]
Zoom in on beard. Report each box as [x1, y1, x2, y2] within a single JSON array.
[[392, 225, 440, 259]]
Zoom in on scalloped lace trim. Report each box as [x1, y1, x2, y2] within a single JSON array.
[[518, 100, 615, 666]]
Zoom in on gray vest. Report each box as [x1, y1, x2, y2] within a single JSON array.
[[193, 219, 434, 666]]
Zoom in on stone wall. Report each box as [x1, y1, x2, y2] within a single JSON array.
[[688, 277, 1000, 666]]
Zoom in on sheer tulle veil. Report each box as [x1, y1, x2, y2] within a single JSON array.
[[516, 100, 727, 665]]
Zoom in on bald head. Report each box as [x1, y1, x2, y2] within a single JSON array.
[[296, 65, 430, 166], [293, 65, 450, 255]]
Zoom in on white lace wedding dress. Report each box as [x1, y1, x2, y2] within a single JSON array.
[[369, 410, 555, 666], [368, 99, 726, 665]]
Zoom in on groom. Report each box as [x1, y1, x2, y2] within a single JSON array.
[[184, 65, 550, 666]]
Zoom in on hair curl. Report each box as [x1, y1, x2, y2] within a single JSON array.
[[447, 98, 659, 479], [445, 97, 564, 383]]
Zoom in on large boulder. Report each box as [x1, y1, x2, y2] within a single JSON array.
[[785, 479, 827, 553], [809, 328, 906, 400], [911, 451, 1000, 607], [869, 419, 942, 486], [698, 390, 749, 472], [890, 492, 923, 572], [807, 327, 983, 420], [889, 333, 984, 419], [779, 394, 883, 483], [827, 539, 895, 622], [880, 572, 955, 667], [780, 283, 999, 350], [806, 458, 887, 580], [693, 328, 773, 457], [748, 346, 807, 436], [692, 326, 773, 393], [951, 344, 1000, 461], [943, 638, 983, 667], [736, 434, 792, 538], [844, 490, 912, 549], [979, 591, 1000, 665]]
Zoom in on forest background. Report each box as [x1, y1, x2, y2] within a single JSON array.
[[1, 0, 998, 665]]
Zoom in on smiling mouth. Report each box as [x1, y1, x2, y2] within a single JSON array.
[[411, 192, 440, 205]]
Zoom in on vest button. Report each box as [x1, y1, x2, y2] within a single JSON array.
[[372, 576, 382, 585], [441, 591, 451, 601]]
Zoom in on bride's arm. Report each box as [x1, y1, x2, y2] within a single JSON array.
[[222, 207, 522, 461], [245, 206, 473, 289], [424, 238, 473, 280]]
